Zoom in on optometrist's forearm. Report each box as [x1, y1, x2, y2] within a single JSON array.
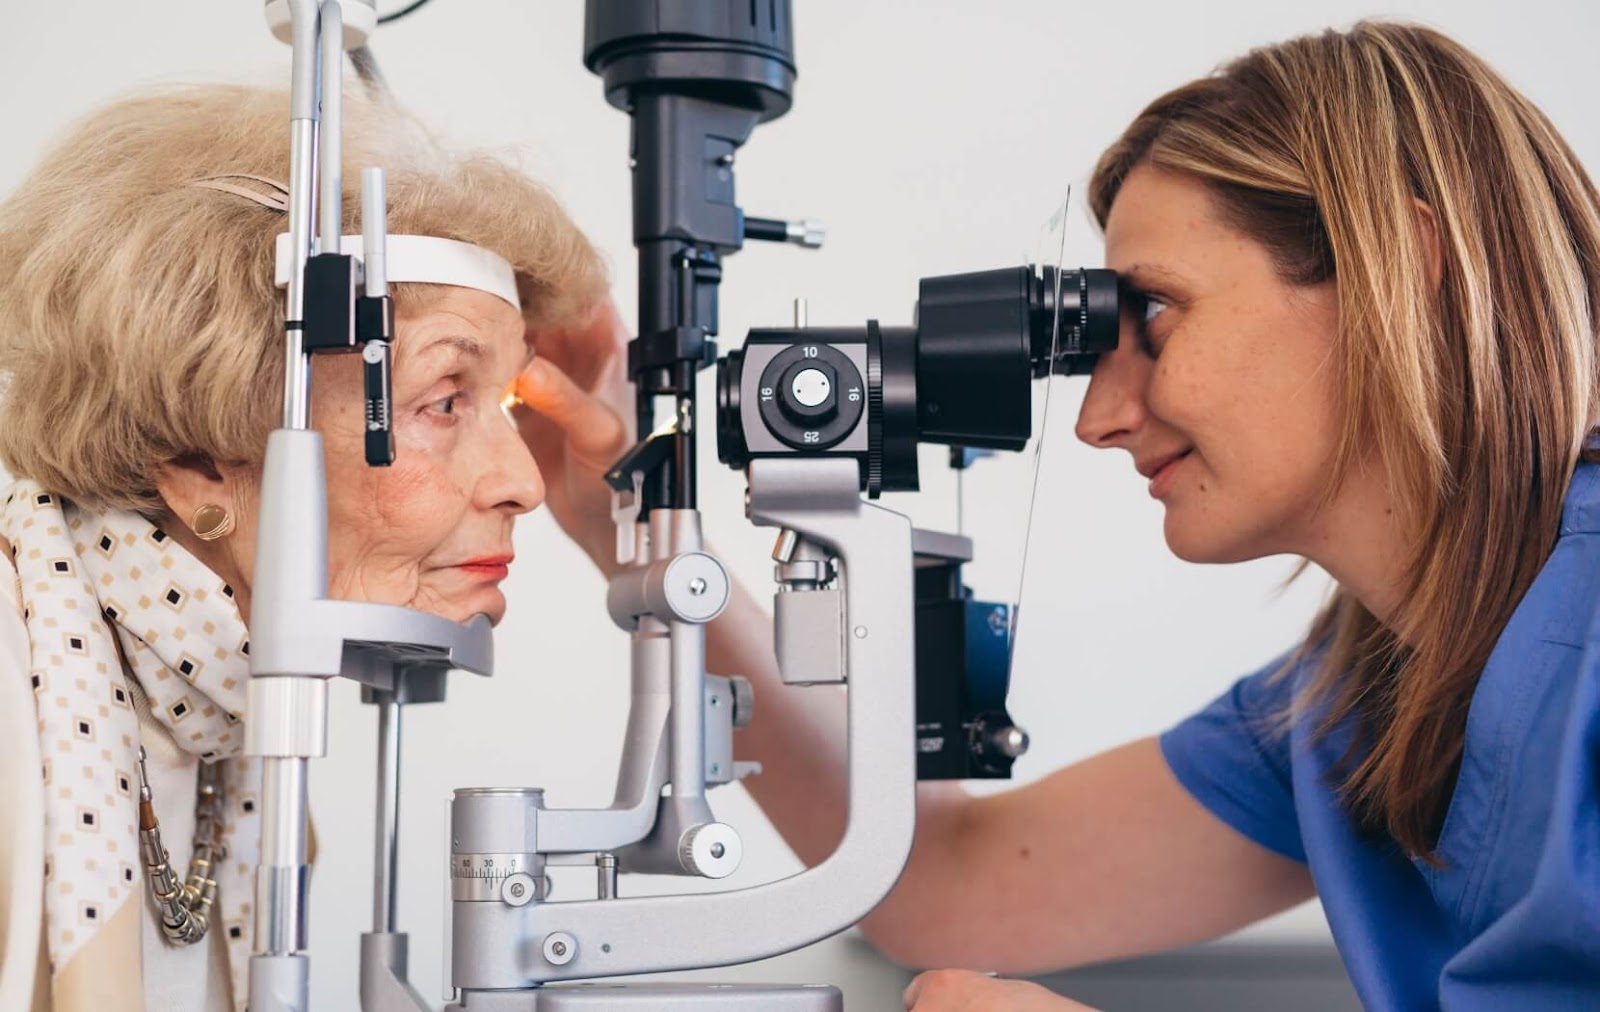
[[703, 577, 973, 934], [705, 579, 1314, 973]]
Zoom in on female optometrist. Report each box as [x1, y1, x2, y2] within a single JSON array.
[[512, 19, 1600, 1012]]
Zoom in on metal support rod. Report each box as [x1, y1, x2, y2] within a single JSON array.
[[597, 853, 619, 900], [673, 253, 699, 506], [362, 167, 388, 296], [281, 0, 321, 430], [669, 620, 707, 801], [256, 757, 311, 956], [675, 252, 696, 322], [675, 367, 697, 509], [283, 118, 318, 430], [636, 240, 676, 512], [669, 255, 699, 508], [317, 1, 345, 252], [373, 696, 402, 934]]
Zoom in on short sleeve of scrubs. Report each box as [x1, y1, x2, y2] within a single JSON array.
[[1159, 653, 1307, 863]]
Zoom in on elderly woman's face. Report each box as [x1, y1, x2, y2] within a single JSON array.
[[310, 286, 543, 624]]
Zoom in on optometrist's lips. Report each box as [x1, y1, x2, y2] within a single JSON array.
[[1136, 447, 1194, 499]]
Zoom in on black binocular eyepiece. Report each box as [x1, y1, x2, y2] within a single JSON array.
[[716, 265, 1119, 494]]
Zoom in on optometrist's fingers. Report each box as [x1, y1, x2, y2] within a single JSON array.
[[527, 299, 631, 394], [513, 356, 628, 464]]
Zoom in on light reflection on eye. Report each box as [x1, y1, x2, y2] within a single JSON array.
[[1143, 296, 1169, 325], [500, 383, 523, 428]]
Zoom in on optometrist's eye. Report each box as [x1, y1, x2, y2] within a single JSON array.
[[1123, 292, 1169, 357], [1142, 296, 1169, 326]]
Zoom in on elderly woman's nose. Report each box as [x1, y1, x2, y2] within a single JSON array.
[[1075, 340, 1151, 449], [481, 417, 546, 514]]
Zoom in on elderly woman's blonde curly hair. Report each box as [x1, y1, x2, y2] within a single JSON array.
[[0, 83, 608, 514]]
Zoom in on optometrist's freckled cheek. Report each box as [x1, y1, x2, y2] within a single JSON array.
[[1148, 357, 1192, 408]]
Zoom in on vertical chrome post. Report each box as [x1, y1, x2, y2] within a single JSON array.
[[373, 696, 402, 934], [317, 0, 345, 253], [361, 167, 388, 296], [281, 0, 320, 430], [597, 853, 619, 900], [669, 621, 707, 801], [256, 758, 311, 954], [253, 6, 331, 1010], [653, 509, 709, 803]]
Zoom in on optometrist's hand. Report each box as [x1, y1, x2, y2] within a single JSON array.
[[903, 970, 1098, 1012], [512, 299, 634, 575]]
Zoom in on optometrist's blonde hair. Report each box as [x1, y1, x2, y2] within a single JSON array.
[[1089, 21, 1600, 862], [0, 83, 607, 514]]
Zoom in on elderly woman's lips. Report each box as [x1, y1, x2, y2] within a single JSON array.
[[455, 555, 513, 579]]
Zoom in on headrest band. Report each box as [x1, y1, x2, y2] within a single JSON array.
[[273, 233, 521, 311], [184, 176, 521, 311]]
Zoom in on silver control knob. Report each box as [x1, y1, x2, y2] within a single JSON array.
[[990, 725, 1030, 759], [500, 871, 538, 907], [786, 218, 826, 248], [678, 823, 742, 879]]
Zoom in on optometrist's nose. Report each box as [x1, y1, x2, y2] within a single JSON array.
[[1074, 342, 1150, 450]]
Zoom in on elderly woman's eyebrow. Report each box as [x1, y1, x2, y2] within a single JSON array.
[[418, 334, 486, 360]]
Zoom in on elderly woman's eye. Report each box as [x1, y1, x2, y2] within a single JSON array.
[[428, 392, 463, 419]]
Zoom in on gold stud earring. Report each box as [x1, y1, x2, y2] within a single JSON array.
[[191, 503, 235, 542]]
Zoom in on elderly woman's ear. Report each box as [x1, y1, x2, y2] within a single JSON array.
[[152, 453, 260, 613], [154, 453, 242, 533]]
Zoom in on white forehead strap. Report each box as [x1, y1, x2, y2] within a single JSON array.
[[273, 232, 521, 312]]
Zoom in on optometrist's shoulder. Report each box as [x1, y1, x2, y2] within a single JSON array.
[[513, 307, 1313, 978]]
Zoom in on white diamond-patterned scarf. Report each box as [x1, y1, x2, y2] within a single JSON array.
[[3, 480, 259, 1011]]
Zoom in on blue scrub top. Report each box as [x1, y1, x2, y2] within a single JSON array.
[[1162, 461, 1600, 1010]]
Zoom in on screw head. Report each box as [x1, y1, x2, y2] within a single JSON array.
[[543, 931, 577, 966], [500, 871, 538, 907], [689, 576, 708, 596]]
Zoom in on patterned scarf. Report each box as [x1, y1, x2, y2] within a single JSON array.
[[3, 481, 258, 1011]]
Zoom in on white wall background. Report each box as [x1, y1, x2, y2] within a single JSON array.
[[3, 1, 1597, 1008]]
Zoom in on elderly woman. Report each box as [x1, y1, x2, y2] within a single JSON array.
[[0, 84, 626, 1011]]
